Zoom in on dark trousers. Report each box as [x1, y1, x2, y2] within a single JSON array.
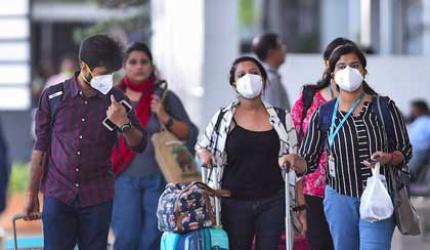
[[221, 190, 285, 250], [305, 195, 334, 250], [42, 196, 112, 250]]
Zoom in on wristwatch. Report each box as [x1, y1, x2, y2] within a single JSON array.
[[119, 121, 132, 133]]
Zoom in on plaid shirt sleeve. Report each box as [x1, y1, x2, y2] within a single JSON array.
[[124, 108, 147, 153], [34, 89, 52, 152]]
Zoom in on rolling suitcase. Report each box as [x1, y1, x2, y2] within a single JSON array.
[[11, 213, 43, 250], [160, 166, 229, 250]]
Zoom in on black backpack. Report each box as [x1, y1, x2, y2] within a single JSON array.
[[298, 85, 318, 139]]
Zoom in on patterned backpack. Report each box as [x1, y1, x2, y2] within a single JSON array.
[[157, 181, 230, 233]]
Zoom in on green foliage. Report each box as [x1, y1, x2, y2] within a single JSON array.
[[9, 162, 30, 194], [93, 0, 148, 8], [72, 2, 150, 44], [36, 0, 147, 6], [73, 11, 150, 43], [295, 32, 319, 53], [239, 0, 256, 27]]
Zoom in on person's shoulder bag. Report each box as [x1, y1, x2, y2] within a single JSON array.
[[151, 81, 201, 184]]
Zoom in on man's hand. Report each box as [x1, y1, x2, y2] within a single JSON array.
[[106, 95, 129, 127], [23, 193, 40, 221]]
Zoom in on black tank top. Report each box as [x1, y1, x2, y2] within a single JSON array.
[[223, 124, 282, 200]]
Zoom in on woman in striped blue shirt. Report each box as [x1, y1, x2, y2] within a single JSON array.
[[280, 44, 412, 250]]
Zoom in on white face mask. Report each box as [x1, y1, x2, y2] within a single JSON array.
[[235, 74, 263, 99], [90, 74, 113, 95], [334, 66, 364, 92]]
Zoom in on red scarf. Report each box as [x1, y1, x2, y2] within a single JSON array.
[[112, 76, 155, 175]]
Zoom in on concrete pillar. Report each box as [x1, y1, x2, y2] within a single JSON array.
[[151, 0, 239, 127], [380, 0, 393, 54], [423, 0, 430, 55], [360, 0, 372, 48], [347, 0, 361, 41], [320, 0, 349, 50], [391, 0, 405, 54]]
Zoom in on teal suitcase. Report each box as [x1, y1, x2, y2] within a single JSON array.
[[161, 227, 228, 250]]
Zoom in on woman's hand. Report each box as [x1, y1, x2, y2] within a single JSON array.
[[150, 94, 168, 119], [197, 149, 215, 168], [370, 151, 392, 165], [362, 151, 396, 168], [362, 151, 404, 168], [278, 154, 306, 174], [298, 210, 308, 236]]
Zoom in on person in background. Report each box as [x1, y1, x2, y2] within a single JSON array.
[[252, 33, 291, 110], [197, 56, 306, 250], [30, 55, 78, 141], [31, 60, 56, 107], [281, 44, 411, 250], [43, 53, 78, 90], [0, 118, 10, 215], [24, 35, 146, 250], [290, 37, 354, 250], [111, 42, 197, 250], [407, 99, 430, 181]]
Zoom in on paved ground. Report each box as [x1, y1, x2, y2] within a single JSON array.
[[392, 197, 430, 250]]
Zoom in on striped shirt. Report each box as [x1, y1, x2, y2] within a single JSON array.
[[299, 97, 412, 197], [35, 73, 146, 207]]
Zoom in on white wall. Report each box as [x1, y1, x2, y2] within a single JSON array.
[[281, 54, 430, 115], [156, 52, 430, 129], [152, 1, 429, 130], [151, 0, 239, 128]]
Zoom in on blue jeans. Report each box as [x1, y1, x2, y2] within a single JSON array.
[[112, 174, 165, 250], [221, 190, 285, 250], [323, 186, 395, 250], [42, 196, 112, 250]]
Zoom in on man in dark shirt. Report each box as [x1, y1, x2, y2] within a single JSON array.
[[24, 35, 146, 250], [252, 33, 291, 110]]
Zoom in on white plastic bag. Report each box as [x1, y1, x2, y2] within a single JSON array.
[[360, 162, 394, 222]]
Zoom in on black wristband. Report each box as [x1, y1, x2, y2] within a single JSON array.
[[293, 204, 308, 212]]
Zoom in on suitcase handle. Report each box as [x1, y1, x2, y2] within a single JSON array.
[[12, 213, 42, 250], [201, 165, 223, 227]]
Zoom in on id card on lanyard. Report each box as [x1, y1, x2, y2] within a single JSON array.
[[327, 95, 365, 178]]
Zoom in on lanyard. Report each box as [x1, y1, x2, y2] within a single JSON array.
[[328, 94, 365, 148]]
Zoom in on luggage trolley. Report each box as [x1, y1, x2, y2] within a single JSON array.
[[11, 213, 43, 250]]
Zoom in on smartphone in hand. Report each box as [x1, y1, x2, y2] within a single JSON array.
[[102, 100, 132, 131]]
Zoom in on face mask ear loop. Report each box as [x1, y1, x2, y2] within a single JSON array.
[[80, 63, 94, 84]]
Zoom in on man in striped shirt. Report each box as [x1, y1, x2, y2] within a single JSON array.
[[24, 35, 146, 250]]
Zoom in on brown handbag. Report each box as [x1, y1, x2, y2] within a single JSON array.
[[152, 128, 201, 184], [152, 81, 200, 184]]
